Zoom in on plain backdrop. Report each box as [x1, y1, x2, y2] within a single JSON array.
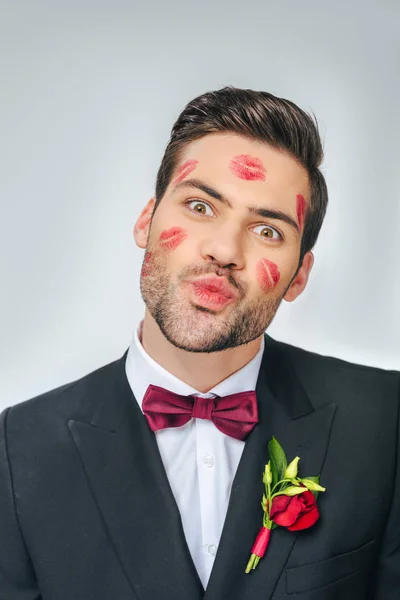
[[1, 0, 399, 409]]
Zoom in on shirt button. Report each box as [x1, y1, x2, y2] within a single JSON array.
[[203, 454, 215, 467], [208, 544, 217, 556]]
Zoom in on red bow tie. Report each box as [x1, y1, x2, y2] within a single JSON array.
[[142, 384, 259, 441]]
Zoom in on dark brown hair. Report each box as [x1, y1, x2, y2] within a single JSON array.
[[153, 86, 328, 268]]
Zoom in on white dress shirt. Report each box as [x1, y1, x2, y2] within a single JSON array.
[[125, 320, 265, 589]]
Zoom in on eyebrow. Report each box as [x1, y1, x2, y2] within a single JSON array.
[[173, 178, 300, 234]]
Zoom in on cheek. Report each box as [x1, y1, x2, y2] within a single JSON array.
[[159, 227, 188, 251], [141, 251, 153, 277], [229, 154, 266, 181], [173, 159, 198, 185], [256, 259, 281, 292], [296, 194, 306, 230]]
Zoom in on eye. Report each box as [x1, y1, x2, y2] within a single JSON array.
[[252, 224, 283, 241], [185, 199, 214, 216]]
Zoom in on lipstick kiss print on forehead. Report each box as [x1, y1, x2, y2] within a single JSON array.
[[256, 258, 280, 292], [173, 159, 198, 185], [229, 154, 266, 181], [296, 194, 306, 230], [159, 226, 188, 251]]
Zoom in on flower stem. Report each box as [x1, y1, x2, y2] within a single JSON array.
[[245, 553, 257, 573], [271, 478, 295, 493]]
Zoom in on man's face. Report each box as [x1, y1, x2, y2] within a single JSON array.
[[134, 133, 312, 353]]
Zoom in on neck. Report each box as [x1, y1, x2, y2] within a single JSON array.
[[139, 309, 263, 393]]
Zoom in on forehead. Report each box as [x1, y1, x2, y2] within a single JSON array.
[[175, 132, 309, 200]]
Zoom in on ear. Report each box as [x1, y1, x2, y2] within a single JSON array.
[[133, 198, 156, 249], [284, 251, 314, 302]]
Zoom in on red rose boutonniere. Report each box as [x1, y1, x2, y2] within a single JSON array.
[[245, 436, 326, 573]]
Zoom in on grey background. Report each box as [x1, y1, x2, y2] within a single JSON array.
[[1, 0, 399, 408]]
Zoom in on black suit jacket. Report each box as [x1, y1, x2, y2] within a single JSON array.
[[1, 334, 399, 600]]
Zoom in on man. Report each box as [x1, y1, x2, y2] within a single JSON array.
[[0, 87, 399, 600]]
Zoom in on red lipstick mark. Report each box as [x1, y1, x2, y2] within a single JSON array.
[[159, 226, 188, 251], [141, 251, 153, 277], [229, 154, 266, 181], [296, 194, 306, 230], [173, 159, 198, 185], [257, 258, 280, 292]]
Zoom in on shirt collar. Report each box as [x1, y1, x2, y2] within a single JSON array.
[[125, 319, 265, 412]]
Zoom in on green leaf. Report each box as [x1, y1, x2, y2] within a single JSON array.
[[302, 475, 320, 484], [280, 486, 307, 496], [300, 475, 322, 500], [268, 437, 288, 485], [301, 478, 326, 492], [284, 456, 300, 479], [261, 493, 268, 512]]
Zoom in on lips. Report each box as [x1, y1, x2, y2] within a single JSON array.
[[229, 154, 266, 181], [190, 276, 237, 299], [186, 276, 238, 311], [159, 227, 188, 250], [173, 159, 199, 185], [296, 193, 306, 230], [257, 259, 280, 291]]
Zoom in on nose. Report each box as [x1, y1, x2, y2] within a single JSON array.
[[200, 222, 245, 270]]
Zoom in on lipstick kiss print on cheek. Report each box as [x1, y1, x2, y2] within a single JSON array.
[[229, 155, 266, 181], [141, 251, 153, 277], [296, 194, 306, 230], [173, 159, 198, 185], [256, 258, 280, 292], [159, 227, 188, 251]]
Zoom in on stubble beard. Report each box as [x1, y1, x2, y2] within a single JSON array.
[[140, 248, 286, 354]]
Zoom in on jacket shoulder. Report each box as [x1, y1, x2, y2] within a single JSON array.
[[270, 335, 399, 379], [266, 335, 399, 411]]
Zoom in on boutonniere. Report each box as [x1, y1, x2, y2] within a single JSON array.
[[245, 436, 326, 573]]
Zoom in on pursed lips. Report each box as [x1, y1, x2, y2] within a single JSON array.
[[188, 276, 238, 299]]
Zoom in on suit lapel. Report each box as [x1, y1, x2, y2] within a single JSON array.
[[68, 353, 204, 600], [68, 335, 336, 600], [204, 336, 337, 600]]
